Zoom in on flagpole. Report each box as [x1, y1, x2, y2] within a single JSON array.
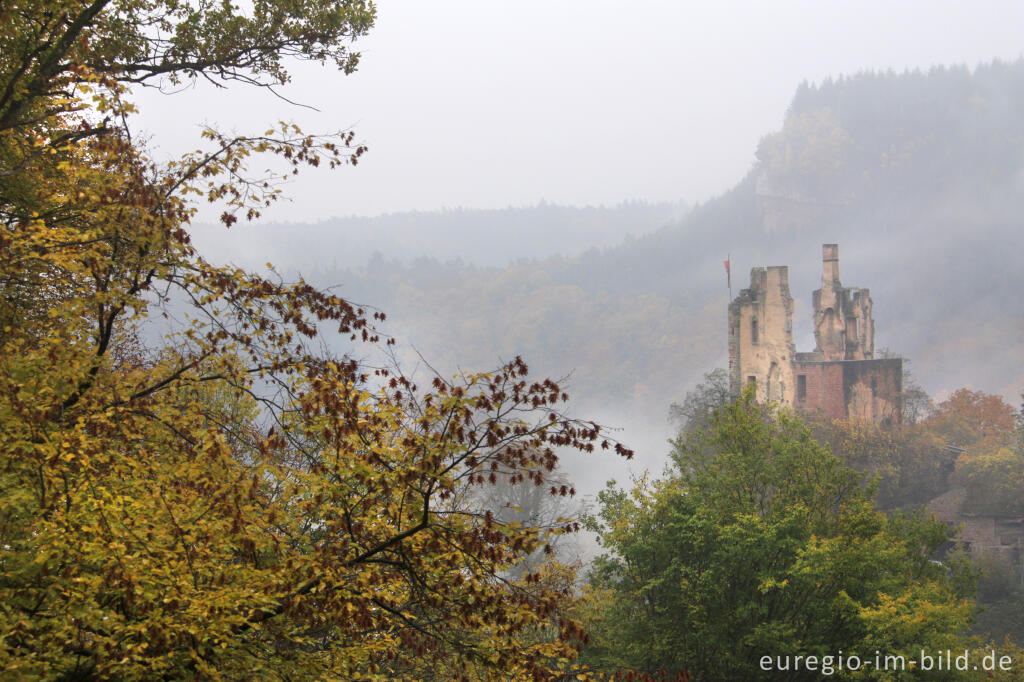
[[726, 253, 732, 301], [725, 254, 732, 378]]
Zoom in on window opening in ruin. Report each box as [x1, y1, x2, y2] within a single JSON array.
[[847, 316, 858, 340], [797, 374, 807, 401], [751, 317, 759, 344], [747, 375, 756, 386], [871, 376, 877, 394]]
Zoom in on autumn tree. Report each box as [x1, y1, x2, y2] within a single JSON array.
[[579, 391, 975, 680], [925, 388, 1017, 449], [0, 1, 630, 678], [924, 390, 1021, 517], [804, 413, 952, 510], [800, 386, 1016, 512]]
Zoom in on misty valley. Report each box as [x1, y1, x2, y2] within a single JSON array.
[[2, 3, 1024, 679]]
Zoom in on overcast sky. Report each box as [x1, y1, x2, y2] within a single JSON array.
[[133, 1, 1024, 222]]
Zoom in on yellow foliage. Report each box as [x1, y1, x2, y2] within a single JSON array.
[[0, 1, 627, 678]]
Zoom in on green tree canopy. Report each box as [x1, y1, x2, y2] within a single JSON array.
[[580, 391, 974, 680]]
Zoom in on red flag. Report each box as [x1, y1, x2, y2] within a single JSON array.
[[723, 258, 730, 288]]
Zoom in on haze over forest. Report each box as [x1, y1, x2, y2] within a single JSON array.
[[190, 62, 1024, 488], [8, 1, 1024, 677]]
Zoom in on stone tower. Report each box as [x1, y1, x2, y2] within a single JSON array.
[[727, 265, 796, 405], [727, 244, 902, 424], [812, 244, 875, 361]]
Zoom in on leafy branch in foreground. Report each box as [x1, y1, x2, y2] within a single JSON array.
[[0, 0, 633, 678]]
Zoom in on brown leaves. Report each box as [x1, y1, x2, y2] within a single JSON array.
[[0, 2, 632, 677], [175, 124, 368, 227]]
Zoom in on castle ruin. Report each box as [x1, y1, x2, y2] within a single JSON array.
[[728, 244, 903, 423]]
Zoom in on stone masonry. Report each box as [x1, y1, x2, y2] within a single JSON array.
[[728, 244, 903, 424]]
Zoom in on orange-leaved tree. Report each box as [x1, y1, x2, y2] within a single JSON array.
[[0, 1, 630, 678], [925, 388, 1016, 450], [927, 389, 1022, 517]]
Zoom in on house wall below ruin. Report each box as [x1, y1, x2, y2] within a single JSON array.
[[792, 357, 902, 423]]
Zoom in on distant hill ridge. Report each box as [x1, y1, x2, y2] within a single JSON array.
[[215, 61, 1024, 420], [191, 199, 689, 271]]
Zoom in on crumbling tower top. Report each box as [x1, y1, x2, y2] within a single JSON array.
[[822, 243, 839, 283], [813, 244, 874, 361]]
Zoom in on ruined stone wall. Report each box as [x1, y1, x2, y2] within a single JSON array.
[[728, 266, 796, 404], [927, 487, 967, 525], [842, 358, 902, 424], [813, 244, 875, 361], [963, 517, 1001, 546], [792, 357, 902, 423], [727, 244, 900, 423], [927, 487, 1024, 583], [792, 360, 847, 420]]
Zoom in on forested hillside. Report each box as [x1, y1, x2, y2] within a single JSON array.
[[195, 200, 688, 269], [218, 62, 1024, 430], [6, 0, 1023, 672]]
